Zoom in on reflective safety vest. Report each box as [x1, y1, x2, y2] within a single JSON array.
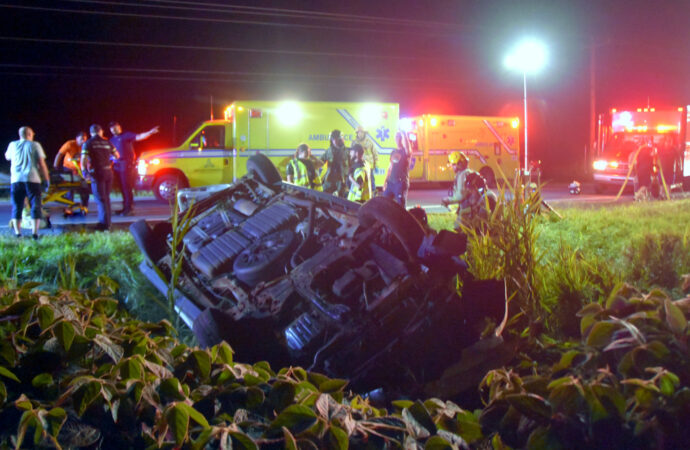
[[347, 164, 371, 202], [287, 158, 310, 187]]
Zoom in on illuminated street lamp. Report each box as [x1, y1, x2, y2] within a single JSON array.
[[504, 39, 547, 174]]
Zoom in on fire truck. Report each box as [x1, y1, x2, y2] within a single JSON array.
[[402, 114, 521, 186], [593, 106, 690, 193]]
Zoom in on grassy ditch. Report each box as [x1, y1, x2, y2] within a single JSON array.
[[0, 231, 168, 324]]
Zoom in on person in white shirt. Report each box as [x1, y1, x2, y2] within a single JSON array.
[[5, 126, 50, 239]]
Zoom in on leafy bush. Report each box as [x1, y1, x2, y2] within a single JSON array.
[[0, 283, 488, 449], [625, 232, 690, 292], [478, 284, 690, 448]]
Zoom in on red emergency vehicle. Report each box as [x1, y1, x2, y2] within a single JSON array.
[[593, 106, 689, 193]]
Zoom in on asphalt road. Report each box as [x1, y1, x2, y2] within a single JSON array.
[[0, 181, 631, 235]]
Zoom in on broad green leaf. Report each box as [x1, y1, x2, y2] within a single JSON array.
[[229, 431, 259, 450], [94, 334, 124, 363], [328, 425, 349, 450], [246, 386, 266, 409], [166, 402, 190, 446], [424, 435, 453, 450], [75, 381, 102, 416], [46, 407, 66, 437], [55, 320, 76, 352], [14, 394, 33, 410], [577, 303, 603, 317], [119, 357, 143, 380], [283, 427, 298, 450], [0, 380, 6, 405], [659, 372, 679, 397], [552, 350, 582, 372], [646, 340, 671, 360], [0, 366, 20, 383], [405, 401, 437, 437], [268, 381, 296, 413], [177, 402, 210, 428], [307, 372, 329, 387], [392, 400, 415, 411], [254, 360, 275, 376], [0, 299, 37, 316], [215, 341, 233, 364], [160, 377, 187, 401], [36, 305, 55, 329], [171, 344, 188, 359], [31, 373, 54, 388], [455, 410, 483, 444], [505, 393, 551, 422], [319, 378, 348, 393], [191, 350, 212, 379], [269, 404, 318, 435], [585, 321, 620, 347], [664, 299, 687, 335], [591, 384, 626, 418]]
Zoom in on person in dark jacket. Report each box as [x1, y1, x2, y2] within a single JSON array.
[[382, 131, 411, 207], [81, 124, 119, 231], [321, 129, 349, 197]]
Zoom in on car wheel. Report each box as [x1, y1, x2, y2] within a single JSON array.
[[480, 167, 497, 189], [129, 220, 168, 264], [153, 174, 187, 203], [247, 153, 282, 187], [358, 197, 425, 258], [233, 229, 296, 287]]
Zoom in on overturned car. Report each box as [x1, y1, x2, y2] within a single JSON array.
[[131, 154, 506, 394]]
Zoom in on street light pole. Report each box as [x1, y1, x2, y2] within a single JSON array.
[[523, 71, 528, 173]]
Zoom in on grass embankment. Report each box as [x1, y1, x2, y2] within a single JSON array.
[[0, 231, 167, 324]]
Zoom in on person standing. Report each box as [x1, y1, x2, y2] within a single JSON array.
[[353, 126, 378, 192], [382, 131, 411, 207], [5, 126, 50, 239], [54, 131, 90, 210], [632, 139, 654, 199], [347, 143, 371, 203], [286, 143, 321, 190], [81, 124, 119, 231], [321, 129, 349, 197], [108, 121, 159, 216]]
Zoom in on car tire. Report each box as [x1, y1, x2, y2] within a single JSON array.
[[192, 308, 225, 348], [247, 153, 282, 187], [233, 229, 296, 287], [153, 173, 188, 203], [480, 167, 497, 189], [358, 196, 425, 258], [129, 220, 168, 264]]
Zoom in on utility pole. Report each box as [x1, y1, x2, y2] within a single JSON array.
[[589, 37, 596, 176]]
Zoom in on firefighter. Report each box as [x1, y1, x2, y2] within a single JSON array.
[[347, 143, 371, 203], [442, 151, 494, 230], [286, 143, 322, 190], [383, 131, 411, 207], [321, 129, 349, 196], [353, 125, 378, 192], [631, 138, 654, 199]]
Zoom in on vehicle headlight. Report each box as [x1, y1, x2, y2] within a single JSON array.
[[592, 160, 607, 171]]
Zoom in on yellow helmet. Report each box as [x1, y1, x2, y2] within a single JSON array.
[[448, 151, 467, 165]]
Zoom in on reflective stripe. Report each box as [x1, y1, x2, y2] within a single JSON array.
[[347, 165, 370, 202], [287, 159, 310, 187]]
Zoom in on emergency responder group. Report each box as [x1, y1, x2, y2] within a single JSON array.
[[628, 135, 682, 200]]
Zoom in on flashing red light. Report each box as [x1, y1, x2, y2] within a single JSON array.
[[249, 108, 262, 118]]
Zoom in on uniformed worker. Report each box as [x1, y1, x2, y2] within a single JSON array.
[[81, 124, 119, 231], [382, 131, 411, 207], [441, 151, 494, 230], [347, 143, 371, 203], [353, 126, 378, 192], [321, 129, 349, 196], [286, 143, 322, 190]]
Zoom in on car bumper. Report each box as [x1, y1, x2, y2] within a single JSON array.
[[136, 175, 154, 190], [593, 173, 631, 185]]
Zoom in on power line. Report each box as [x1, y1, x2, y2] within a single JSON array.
[[86, 0, 469, 30], [0, 3, 460, 36], [0, 63, 463, 84], [0, 36, 433, 61]]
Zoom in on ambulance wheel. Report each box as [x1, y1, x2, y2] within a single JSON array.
[[247, 153, 282, 187], [358, 196, 424, 258], [153, 173, 187, 203], [480, 167, 497, 189]]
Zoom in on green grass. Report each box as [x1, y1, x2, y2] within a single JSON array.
[[0, 231, 168, 323]]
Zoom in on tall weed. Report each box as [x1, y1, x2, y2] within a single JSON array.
[[625, 231, 690, 292]]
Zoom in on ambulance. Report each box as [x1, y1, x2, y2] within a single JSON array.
[[403, 114, 521, 186], [136, 100, 399, 201]]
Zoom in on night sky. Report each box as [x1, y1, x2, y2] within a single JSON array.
[[1, 0, 688, 178]]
